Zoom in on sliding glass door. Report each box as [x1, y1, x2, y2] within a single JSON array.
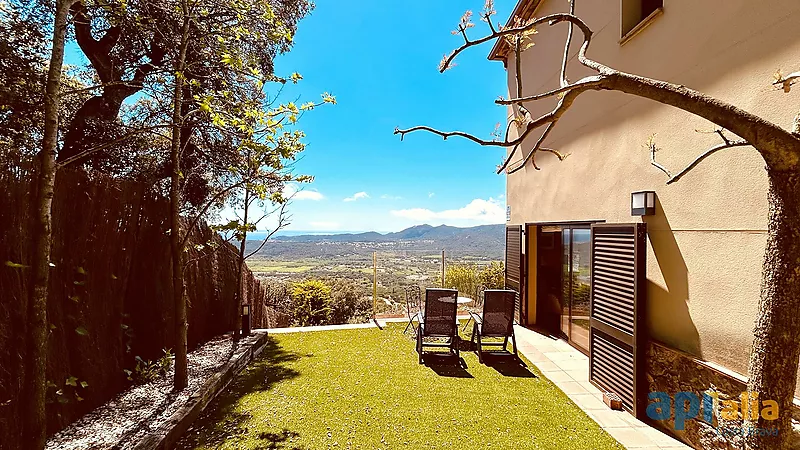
[[560, 226, 591, 353], [536, 223, 593, 353]]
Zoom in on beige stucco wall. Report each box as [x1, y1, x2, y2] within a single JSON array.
[[502, 0, 800, 386]]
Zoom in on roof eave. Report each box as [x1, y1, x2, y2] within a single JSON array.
[[487, 0, 545, 64]]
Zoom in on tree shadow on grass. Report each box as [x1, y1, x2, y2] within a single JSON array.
[[481, 353, 537, 378], [174, 337, 303, 449]]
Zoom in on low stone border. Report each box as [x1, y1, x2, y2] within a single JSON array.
[[262, 322, 383, 334], [132, 331, 270, 450]]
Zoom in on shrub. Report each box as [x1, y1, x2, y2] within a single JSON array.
[[290, 280, 334, 326], [478, 261, 505, 289], [439, 261, 505, 298], [324, 278, 373, 324], [440, 264, 480, 298], [264, 280, 292, 312], [125, 348, 173, 385]]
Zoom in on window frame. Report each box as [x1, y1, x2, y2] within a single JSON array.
[[619, 0, 664, 45]]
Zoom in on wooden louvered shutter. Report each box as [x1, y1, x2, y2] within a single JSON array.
[[589, 223, 647, 418], [504, 225, 524, 323]]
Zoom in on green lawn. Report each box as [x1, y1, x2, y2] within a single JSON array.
[[175, 324, 623, 450]]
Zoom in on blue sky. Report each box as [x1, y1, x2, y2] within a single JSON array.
[[264, 1, 515, 232], [65, 1, 516, 233]]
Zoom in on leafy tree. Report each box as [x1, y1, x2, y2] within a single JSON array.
[[396, 1, 800, 448], [0, 3, 88, 174], [56, 0, 311, 178], [159, 0, 330, 389]]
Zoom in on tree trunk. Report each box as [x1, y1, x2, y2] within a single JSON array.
[[746, 167, 800, 450], [24, 1, 72, 448], [170, 5, 191, 391], [169, 113, 188, 390], [233, 190, 250, 341]]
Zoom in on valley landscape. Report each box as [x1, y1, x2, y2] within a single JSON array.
[[244, 224, 505, 309]]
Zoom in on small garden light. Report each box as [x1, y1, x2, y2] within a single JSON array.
[[241, 304, 251, 336], [631, 191, 656, 216]]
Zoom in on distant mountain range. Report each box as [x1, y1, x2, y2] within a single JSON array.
[[273, 224, 503, 243], [246, 224, 505, 259]]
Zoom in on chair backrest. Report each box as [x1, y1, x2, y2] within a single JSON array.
[[423, 288, 458, 337], [481, 289, 516, 337], [405, 285, 421, 314]]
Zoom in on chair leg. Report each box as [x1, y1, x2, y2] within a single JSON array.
[[453, 335, 460, 359], [417, 329, 423, 364], [511, 330, 519, 360], [470, 323, 476, 348], [404, 313, 417, 334], [476, 331, 483, 364], [462, 315, 473, 332], [502, 336, 509, 353]]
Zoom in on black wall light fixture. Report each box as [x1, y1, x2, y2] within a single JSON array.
[[631, 191, 656, 216]]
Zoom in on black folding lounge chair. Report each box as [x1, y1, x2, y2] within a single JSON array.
[[404, 284, 421, 335], [470, 289, 518, 363], [417, 288, 459, 364]]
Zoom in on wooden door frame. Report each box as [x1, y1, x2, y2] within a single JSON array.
[[525, 220, 603, 337]]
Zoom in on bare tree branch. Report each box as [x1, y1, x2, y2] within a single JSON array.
[[438, 13, 602, 74], [243, 202, 291, 260], [56, 125, 170, 169], [513, 37, 527, 118], [183, 233, 238, 274], [180, 179, 250, 249], [399, 8, 800, 175], [650, 134, 750, 184], [497, 76, 603, 104], [508, 122, 554, 173], [560, 0, 576, 88], [773, 70, 800, 93]]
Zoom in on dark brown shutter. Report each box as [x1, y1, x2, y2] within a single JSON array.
[[505, 225, 524, 323], [589, 223, 646, 418]]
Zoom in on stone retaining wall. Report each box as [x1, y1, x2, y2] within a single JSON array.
[[646, 341, 799, 449]]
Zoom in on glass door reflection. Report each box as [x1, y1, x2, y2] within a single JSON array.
[[561, 229, 571, 340], [569, 229, 591, 353]]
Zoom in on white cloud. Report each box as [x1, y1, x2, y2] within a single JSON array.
[[380, 194, 403, 200], [428, 192, 435, 198], [344, 191, 370, 202], [390, 198, 505, 224], [284, 184, 324, 201]]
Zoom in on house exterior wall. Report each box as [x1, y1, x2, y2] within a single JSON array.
[[501, 0, 800, 392]]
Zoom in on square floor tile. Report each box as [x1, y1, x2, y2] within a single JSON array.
[[541, 370, 572, 382], [587, 409, 632, 428], [605, 427, 659, 448], [556, 381, 589, 395]]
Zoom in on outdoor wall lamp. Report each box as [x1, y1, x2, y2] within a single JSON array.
[[631, 191, 656, 216], [241, 304, 251, 336]]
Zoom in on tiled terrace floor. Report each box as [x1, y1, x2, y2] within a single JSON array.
[[512, 325, 691, 449]]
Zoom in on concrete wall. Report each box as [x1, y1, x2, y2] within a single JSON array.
[[501, 0, 800, 389]]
